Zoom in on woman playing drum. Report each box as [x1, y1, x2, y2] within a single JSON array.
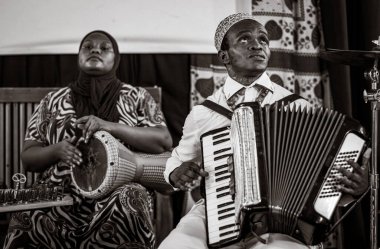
[[3, 30, 172, 249]]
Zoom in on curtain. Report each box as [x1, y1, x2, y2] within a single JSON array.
[[190, 0, 328, 109], [320, 1, 380, 249], [252, 0, 329, 108], [321, 0, 380, 132], [190, 54, 226, 107], [0, 54, 191, 147]]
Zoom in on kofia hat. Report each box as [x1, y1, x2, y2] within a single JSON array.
[[214, 13, 256, 52]]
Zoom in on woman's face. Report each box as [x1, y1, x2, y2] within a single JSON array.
[[78, 33, 115, 75]]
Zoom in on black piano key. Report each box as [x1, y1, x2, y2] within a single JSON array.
[[217, 201, 234, 209], [215, 170, 229, 176], [220, 229, 240, 237], [215, 154, 230, 161], [213, 132, 229, 140], [214, 147, 231, 155], [216, 191, 230, 198], [216, 175, 230, 182], [213, 138, 230, 146], [216, 186, 229, 192], [215, 164, 228, 171], [218, 213, 235, 220], [218, 207, 235, 215], [219, 223, 236, 231]]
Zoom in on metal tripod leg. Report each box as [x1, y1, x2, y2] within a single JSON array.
[[363, 57, 379, 249]]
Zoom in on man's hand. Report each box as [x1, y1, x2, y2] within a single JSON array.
[[337, 148, 371, 196], [169, 162, 208, 191], [227, 156, 235, 198]]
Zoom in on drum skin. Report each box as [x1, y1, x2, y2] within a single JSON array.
[[73, 137, 108, 192], [71, 131, 172, 198], [71, 131, 138, 199]]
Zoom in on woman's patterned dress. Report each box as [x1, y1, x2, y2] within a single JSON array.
[[3, 84, 166, 249]]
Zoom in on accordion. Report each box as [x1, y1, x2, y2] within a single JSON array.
[[201, 102, 367, 248]]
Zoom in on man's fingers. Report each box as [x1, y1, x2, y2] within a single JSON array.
[[362, 148, 372, 167], [174, 179, 191, 191], [338, 166, 355, 179], [182, 170, 198, 179], [170, 162, 207, 191], [338, 176, 358, 188], [346, 160, 361, 171], [188, 162, 201, 173], [336, 185, 355, 195], [176, 172, 200, 191], [199, 169, 209, 177], [171, 172, 191, 186], [186, 162, 209, 177], [227, 155, 233, 165]]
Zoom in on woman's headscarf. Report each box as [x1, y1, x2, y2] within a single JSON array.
[[69, 30, 123, 122]]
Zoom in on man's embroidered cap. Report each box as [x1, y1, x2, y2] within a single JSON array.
[[214, 13, 256, 52]]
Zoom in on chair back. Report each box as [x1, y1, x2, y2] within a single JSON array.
[[0, 86, 162, 188]]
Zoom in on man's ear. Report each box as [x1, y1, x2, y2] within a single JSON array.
[[218, 50, 230, 64]]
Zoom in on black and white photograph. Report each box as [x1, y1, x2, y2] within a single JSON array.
[[0, 0, 379, 248]]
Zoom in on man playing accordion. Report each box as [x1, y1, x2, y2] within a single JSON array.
[[160, 13, 370, 249]]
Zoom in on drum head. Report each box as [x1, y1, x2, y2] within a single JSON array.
[[72, 137, 107, 192]]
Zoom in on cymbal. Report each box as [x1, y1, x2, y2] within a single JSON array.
[[319, 48, 380, 66]]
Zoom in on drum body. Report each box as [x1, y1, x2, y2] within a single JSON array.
[[71, 131, 170, 199]]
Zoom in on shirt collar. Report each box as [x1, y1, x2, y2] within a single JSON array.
[[223, 72, 274, 100]]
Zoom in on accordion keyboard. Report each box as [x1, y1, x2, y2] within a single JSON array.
[[201, 127, 240, 246], [314, 132, 366, 220]]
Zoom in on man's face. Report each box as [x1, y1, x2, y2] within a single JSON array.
[[223, 20, 270, 77], [78, 33, 115, 75]]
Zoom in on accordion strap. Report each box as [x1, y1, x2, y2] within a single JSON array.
[[273, 93, 304, 106], [201, 94, 303, 120], [201, 100, 233, 119]]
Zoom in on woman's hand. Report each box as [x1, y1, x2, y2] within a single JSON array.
[[53, 136, 82, 167], [21, 137, 82, 172], [75, 115, 110, 143]]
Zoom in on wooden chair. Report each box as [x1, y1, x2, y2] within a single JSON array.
[[0, 88, 57, 189]]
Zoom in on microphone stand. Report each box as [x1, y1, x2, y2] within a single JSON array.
[[363, 38, 380, 249]]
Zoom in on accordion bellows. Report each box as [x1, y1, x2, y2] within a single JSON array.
[[201, 102, 367, 248]]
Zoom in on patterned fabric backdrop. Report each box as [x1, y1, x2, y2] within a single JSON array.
[[190, 0, 331, 109], [190, 55, 226, 106]]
